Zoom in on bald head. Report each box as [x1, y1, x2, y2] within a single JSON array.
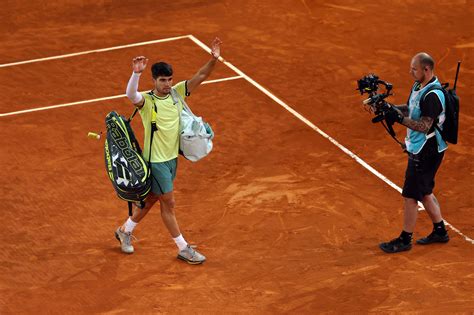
[[413, 52, 435, 70], [409, 52, 435, 85]]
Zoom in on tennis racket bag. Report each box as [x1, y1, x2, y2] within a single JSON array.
[[104, 111, 151, 203]]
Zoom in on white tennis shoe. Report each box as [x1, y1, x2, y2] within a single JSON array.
[[177, 245, 206, 264], [115, 227, 135, 254]]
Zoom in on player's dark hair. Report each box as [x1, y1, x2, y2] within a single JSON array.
[[151, 62, 173, 79]]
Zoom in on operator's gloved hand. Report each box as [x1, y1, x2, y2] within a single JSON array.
[[385, 105, 404, 124]]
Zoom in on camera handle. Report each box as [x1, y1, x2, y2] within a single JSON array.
[[380, 119, 406, 150]]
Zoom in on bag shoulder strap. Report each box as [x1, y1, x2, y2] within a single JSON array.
[[420, 85, 443, 101], [128, 92, 158, 166], [419, 85, 445, 134], [171, 88, 194, 116], [128, 107, 139, 122], [148, 96, 158, 165]]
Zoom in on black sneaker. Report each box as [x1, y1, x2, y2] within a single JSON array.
[[416, 232, 449, 245], [379, 237, 412, 253]]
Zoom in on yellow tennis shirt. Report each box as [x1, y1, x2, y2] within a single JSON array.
[[139, 81, 186, 163]]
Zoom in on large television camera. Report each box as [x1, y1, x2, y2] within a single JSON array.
[[357, 74, 393, 123], [357, 74, 405, 148]]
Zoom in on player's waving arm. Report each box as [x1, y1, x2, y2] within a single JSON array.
[[126, 56, 148, 108], [187, 37, 222, 94]]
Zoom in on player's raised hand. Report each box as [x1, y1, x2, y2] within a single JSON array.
[[132, 56, 148, 73], [210, 37, 222, 59]]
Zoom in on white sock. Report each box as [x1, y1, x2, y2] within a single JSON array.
[[173, 234, 188, 251], [123, 217, 138, 233]]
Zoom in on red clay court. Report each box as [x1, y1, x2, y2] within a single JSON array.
[[1, 1, 473, 313]]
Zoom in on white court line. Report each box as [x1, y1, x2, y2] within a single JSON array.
[[0, 35, 189, 68], [202, 75, 243, 85], [0, 76, 243, 117], [0, 94, 126, 117], [188, 35, 474, 245]]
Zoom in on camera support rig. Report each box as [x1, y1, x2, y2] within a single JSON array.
[[357, 74, 405, 149]]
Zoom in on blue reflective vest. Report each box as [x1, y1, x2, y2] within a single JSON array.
[[405, 77, 448, 154]]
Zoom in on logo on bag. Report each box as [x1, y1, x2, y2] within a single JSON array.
[[112, 153, 132, 186], [107, 118, 146, 179]]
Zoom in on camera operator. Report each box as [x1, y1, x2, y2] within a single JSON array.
[[379, 52, 449, 253]]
